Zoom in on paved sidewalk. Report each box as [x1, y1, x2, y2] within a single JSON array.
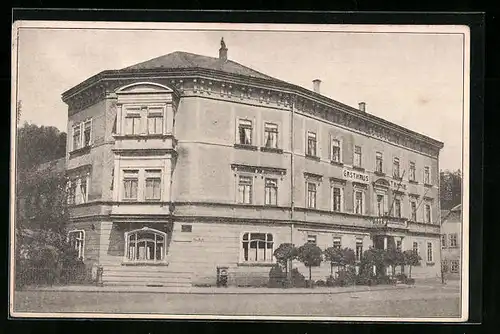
[[20, 283, 415, 295]]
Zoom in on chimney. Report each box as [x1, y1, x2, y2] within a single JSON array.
[[312, 79, 321, 94], [219, 37, 228, 61], [358, 102, 366, 112]]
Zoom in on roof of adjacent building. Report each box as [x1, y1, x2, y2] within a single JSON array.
[[123, 51, 284, 82], [442, 203, 462, 223]]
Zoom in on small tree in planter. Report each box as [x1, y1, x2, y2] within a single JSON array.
[[403, 250, 422, 282], [383, 248, 405, 278], [297, 242, 323, 288], [323, 247, 342, 278], [273, 243, 298, 284], [359, 248, 386, 285]]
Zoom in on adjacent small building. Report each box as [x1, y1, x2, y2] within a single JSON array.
[[61, 39, 445, 287], [440, 204, 462, 280]]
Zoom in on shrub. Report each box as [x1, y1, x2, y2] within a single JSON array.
[[273, 243, 298, 279], [326, 275, 338, 287], [337, 266, 357, 286], [290, 268, 306, 288], [315, 279, 326, 287], [268, 264, 287, 288]]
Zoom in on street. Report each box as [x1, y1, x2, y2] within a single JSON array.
[[12, 283, 461, 318]]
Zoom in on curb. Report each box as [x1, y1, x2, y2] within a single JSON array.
[[19, 285, 412, 295]]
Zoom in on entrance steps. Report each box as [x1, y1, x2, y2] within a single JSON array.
[[100, 263, 192, 287]]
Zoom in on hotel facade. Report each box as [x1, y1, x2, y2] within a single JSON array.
[[63, 40, 444, 287]]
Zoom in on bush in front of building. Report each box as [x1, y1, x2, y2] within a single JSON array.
[[268, 264, 287, 288], [297, 242, 323, 288], [290, 268, 307, 288], [273, 243, 298, 284]]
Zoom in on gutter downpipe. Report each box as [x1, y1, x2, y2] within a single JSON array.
[[289, 94, 296, 281]]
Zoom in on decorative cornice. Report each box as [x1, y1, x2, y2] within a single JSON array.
[[304, 172, 323, 180], [329, 177, 347, 185], [61, 68, 444, 156]]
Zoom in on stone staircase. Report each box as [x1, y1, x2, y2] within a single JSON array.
[[100, 263, 192, 287]]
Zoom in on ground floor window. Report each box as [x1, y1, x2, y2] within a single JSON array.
[[450, 260, 459, 273], [427, 242, 434, 262], [242, 232, 274, 263], [68, 230, 85, 259], [355, 238, 363, 262], [125, 227, 166, 262]]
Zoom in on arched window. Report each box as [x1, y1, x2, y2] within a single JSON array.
[[125, 227, 167, 262], [241, 233, 274, 263]]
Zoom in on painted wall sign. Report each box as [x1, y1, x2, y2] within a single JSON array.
[[342, 168, 369, 183]]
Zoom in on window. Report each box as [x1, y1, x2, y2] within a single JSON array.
[[307, 235, 317, 244], [67, 174, 89, 205], [409, 162, 416, 181], [393, 157, 400, 178], [333, 236, 342, 250], [376, 152, 383, 173], [424, 166, 430, 184], [425, 204, 432, 223], [355, 238, 363, 262], [413, 241, 419, 255], [145, 170, 161, 200], [442, 260, 448, 273], [147, 108, 164, 134], [307, 182, 317, 209], [307, 132, 317, 157], [376, 194, 384, 216], [123, 170, 139, 200], [441, 234, 447, 248], [264, 178, 278, 206], [72, 123, 81, 150], [125, 108, 141, 135], [68, 230, 85, 259], [68, 181, 77, 205], [427, 242, 433, 262], [450, 260, 459, 273], [331, 138, 341, 162], [238, 119, 253, 145], [394, 198, 401, 218], [238, 175, 253, 204], [264, 123, 278, 148], [331, 186, 342, 212], [410, 200, 417, 221], [449, 234, 458, 247], [126, 228, 166, 262], [354, 190, 364, 214], [396, 239, 402, 251], [83, 119, 92, 146], [181, 225, 192, 232], [354, 146, 362, 167], [242, 233, 274, 263]]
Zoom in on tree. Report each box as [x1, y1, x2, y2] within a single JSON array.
[[297, 242, 323, 287], [440, 169, 462, 211], [403, 250, 422, 279], [360, 247, 385, 277], [16, 122, 66, 172], [324, 247, 355, 277], [273, 243, 297, 279], [383, 248, 405, 277]]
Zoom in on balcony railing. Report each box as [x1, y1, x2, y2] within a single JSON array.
[[372, 216, 408, 229]]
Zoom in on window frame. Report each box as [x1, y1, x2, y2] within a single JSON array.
[[354, 189, 365, 215], [355, 238, 364, 262], [237, 174, 253, 204], [441, 234, 447, 248], [146, 107, 165, 135], [264, 177, 278, 206], [124, 227, 168, 263], [306, 131, 318, 157], [331, 185, 343, 212], [410, 199, 417, 221], [424, 166, 431, 185], [412, 241, 419, 255], [306, 181, 317, 209], [144, 169, 162, 201], [375, 151, 383, 173], [72, 123, 82, 151], [307, 234, 317, 245], [263, 122, 279, 149], [409, 161, 416, 181], [353, 145, 362, 168], [330, 137, 341, 163], [393, 157, 400, 178], [427, 241, 434, 263], [394, 197, 402, 218], [424, 203, 432, 223], [450, 260, 459, 273], [449, 233, 458, 248], [237, 119, 253, 146], [68, 229, 85, 259], [122, 170, 139, 201], [333, 236, 342, 250], [83, 119, 92, 147], [241, 232, 275, 264]]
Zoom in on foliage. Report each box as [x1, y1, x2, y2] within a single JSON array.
[[323, 247, 356, 276], [290, 268, 306, 288], [383, 248, 405, 276], [297, 243, 323, 287], [336, 266, 357, 286], [273, 243, 298, 277], [359, 247, 385, 277], [403, 250, 422, 279], [16, 122, 66, 172], [268, 264, 287, 288], [440, 169, 462, 211]]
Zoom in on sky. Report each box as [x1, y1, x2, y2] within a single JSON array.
[[14, 23, 467, 171]]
